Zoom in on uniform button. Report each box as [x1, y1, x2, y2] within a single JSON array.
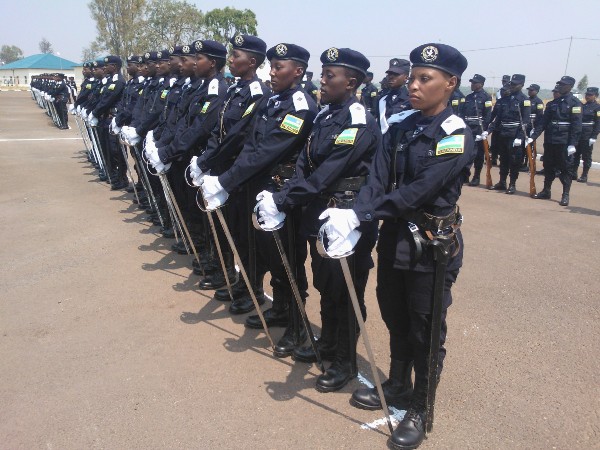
[[365, 213, 372, 221]]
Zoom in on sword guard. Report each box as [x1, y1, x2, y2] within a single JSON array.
[[252, 204, 284, 232], [316, 223, 355, 259]]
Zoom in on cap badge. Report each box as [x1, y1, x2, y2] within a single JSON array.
[[195, 41, 203, 50], [421, 45, 439, 63], [276, 44, 288, 57], [326, 47, 339, 62], [234, 35, 244, 46], [104, 57, 109, 63], [183, 45, 190, 54], [145, 52, 150, 59], [169, 46, 174, 54]]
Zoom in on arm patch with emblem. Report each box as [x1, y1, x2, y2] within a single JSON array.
[[435, 135, 465, 156], [572, 106, 581, 113], [201, 101, 210, 113], [537, 103, 544, 110], [523, 100, 531, 107], [108, 84, 115, 91], [484, 100, 492, 107], [280, 114, 304, 134], [242, 102, 255, 117], [161, 90, 168, 99], [335, 128, 358, 145]]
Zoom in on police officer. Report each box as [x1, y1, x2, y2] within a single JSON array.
[[52, 73, 70, 129], [487, 74, 531, 194], [198, 43, 318, 355], [532, 76, 583, 206], [448, 84, 465, 115], [360, 71, 378, 113], [318, 42, 473, 450], [461, 73, 491, 186], [257, 47, 379, 392], [302, 71, 319, 103], [193, 35, 270, 313], [376, 58, 411, 134], [490, 75, 511, 165], [573, 86, 600, 182], [524, 83, 544, 170]]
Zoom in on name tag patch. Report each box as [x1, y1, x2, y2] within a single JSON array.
[[436, 135, 465, 156], [201, 101, 210, 113], [335, 128, 358, 145], [242, 102, 255, 117], [280, 114, 304, 134]]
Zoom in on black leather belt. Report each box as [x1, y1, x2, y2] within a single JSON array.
[[324, 176, 366, 194], [271, 163, 296, 180]]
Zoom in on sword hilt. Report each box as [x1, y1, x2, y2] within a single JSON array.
[[316, 222, 355, 259]]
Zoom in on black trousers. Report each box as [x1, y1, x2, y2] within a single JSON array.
[[375, 254, 458, 401], [543, 143, 573, 193], [473, 140, 486, 172], [574, 138, 594, 171], [496, 135, 523, 183]]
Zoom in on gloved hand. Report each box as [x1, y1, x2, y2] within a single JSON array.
[[513, 138, 522, 147], [567, 145, 576, 156], [481, 131, 488, 140], [146, 129, 154, 144], [144, 139, 157, 159], [88, 113, 98, 127], [154, 161, 171, 174], [475, 135, 483, 142], [200, 175, 229, 210], [147, 148, 163, 168], [318, 208, 361, 243], [525, 138, 534, 146], [126, 128, 141, 145], [325, 228, 362, 257], [189, 156, 207, 186], [110, 117, 121, 134], [255, 190, 286, 229], [76, 105, 81, 115], [589, 138, 596, 146]]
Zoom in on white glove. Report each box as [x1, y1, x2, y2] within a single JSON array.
[[146, 129, 155, 144], [567, 145, 576, 156], [481, 131, 488, 140], [110, 117, 121, 134], [326, 228, 362, 257], [201, 175, 229, 210], [475, 135, 483, 142], [154, 161, 171, 174], [144, 139, 158, 159], [318, 208, 361, 242], [68, 104, 74, 113], [255, 190, 286, 229], [50, 97, 55, 102], [127, 128, 141, 145], [148, 148, 162, 168], [513, 138, 522, 147], [189, 156, 207, 186], [525, 138, 534, 146], [589, 138, 596, 146], [88, 113, 98, 127], [76, 105, 81, 114]]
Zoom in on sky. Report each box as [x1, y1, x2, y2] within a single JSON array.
[[2, 0, 600, 91]]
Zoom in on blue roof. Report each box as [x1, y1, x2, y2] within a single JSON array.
[[1, 53, 79, 70]]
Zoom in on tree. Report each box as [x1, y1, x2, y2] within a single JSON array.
[[203, 7, 258, 47], [39, 37, 53, 54], [81, 43, 102, 63], [0, 45, 24, 64], [577, 75, 588, 92], [88, 0, 147, 61], [144, 0, 203, 49]]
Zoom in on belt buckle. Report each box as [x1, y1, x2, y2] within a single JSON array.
[[408, 222, 419, 234]]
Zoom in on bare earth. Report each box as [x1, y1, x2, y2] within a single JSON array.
[[1, 91, 599, 450]]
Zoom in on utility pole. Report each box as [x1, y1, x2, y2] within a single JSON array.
[[564, 36, 573, 74]]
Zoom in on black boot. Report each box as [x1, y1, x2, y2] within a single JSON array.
[[246, 306, 289, 329], [162, 227, 175, 239], [228, 290, 266, 314], [350, 360, 413, 410], [293, 320, 337, 363], [577, 168, 589, 182], [492, 180, 507, 191], [389, 407, 426, 449], [315, 327, 357, 393], [273, 323, 307, 358], [198, 266, 237, 290], [505, 183, 516, 195], [534, 185, 551, 200], [468, 168, 481, 186], [559, 192, 569, 206]]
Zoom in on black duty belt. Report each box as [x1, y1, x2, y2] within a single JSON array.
[[324, 176, 367, 194], [271, 163, 296, 180]]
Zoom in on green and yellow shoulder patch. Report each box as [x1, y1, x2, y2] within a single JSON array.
[[436, 135, 464, 156], [280, 114, 304, 134], [108, 84, 115, 91], [201, 101, 210, 114], [523, 100, 531, 107], [160, 90, 168, 99], [572, 106, 581, 113], [335, 128, 358, 145], [484, 100, 492, 107], [242, 102, 255, 118], [537, 103, 543, 110]]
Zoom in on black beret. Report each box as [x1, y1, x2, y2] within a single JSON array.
[[527, 83, 540, 91], [93, 59, 105, 68], [192, 39, 227, 59], [469, 74, 486, 84], [230, 34, 267, 56], [320, 47, 370, 76], [144, 51, 160, 62], [266, 43, 310, 65], [386, 58, 410, 75], [127, 55, 141, 63], [502, 75, 510, 81], [556, 75, 575, 86], [409, 43, 467, 78], [168, 46, 183, 57], [586, 87, 599, 95], [510, 74, 526, 85], [83, 62, 91, 68], [179, 44, 194, 56], [104, 55, 122, 67], [157, 49, 171, 61]]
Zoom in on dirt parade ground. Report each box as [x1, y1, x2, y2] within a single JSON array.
[[0, 90, 599, 449]]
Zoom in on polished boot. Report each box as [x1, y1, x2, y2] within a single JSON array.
[[228, 291, 266, 314], [273, 324, 307, 358], [505, 183, 516, 195], [492, 180, 507, 190], [534, 189, 551, 200], [577, 168, 589, 182], [468, 168, 481, 186], [389, 407, 426, 449], [161, 227, 175, 239], [315, 328, 357, 393], [559, 192, 569, 206], [351, 360, 413, 410], [293, 320, 337, 363], [198, 266, 237, 290], [246, 306, 289, 329]]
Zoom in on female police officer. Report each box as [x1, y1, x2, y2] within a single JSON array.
[[255, 47, 380, 392], [319, 43, 474, 449]]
